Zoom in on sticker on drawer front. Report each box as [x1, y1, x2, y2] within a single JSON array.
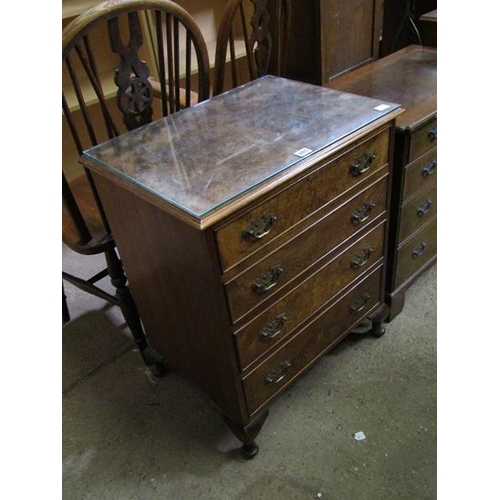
[[374, 104, 391, 111], [294, 147, 313, 157]]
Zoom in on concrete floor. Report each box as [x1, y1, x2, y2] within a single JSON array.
[[62, 244, 437, 500]]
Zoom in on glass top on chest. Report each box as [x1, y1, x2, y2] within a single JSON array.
[[83, 76, 399, 219]]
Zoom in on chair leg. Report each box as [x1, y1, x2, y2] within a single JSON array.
[[62, 282, 70, 323], [105, 249, 168, 376]]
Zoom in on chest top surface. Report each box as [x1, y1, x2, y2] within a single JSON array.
[[82, 76, 400, 227], [328, 46, 436, 131]]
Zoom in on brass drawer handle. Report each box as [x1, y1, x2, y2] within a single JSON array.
[[252, 265, 283, 295], [350, 247, 374, 269], [417, 200, 433, 217], [351, 201, 375, 225], [265, 360, 291, 385], [412, 242, 427, 258], [350, 152, 376, 177], [243, 214, 277, 241], [349, 293, 371, 313], [260, 313, 287, 340], [421, 159, 436, 178], [428, 126, 437, 142]]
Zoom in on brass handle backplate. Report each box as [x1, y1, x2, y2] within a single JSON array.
[[252, 266, 284, 294], [412, 242, 427, 258], [349, 293, 371, 313], [260, 314, 287, 340], [350, 247, 374, 269], [351, 201, 375, 225], [265, 360, 291, 385], [243, 214, 277, 241], [350, 153, 376, 177], [417, 200, 433, 217], [421, 159, 437, 178]]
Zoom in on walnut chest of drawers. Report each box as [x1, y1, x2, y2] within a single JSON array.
[[81, 76, 402, 457], [329, 45, 437, 320]]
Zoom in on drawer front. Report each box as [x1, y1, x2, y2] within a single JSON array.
[[235, 221, 386, 370], [394, 219, 437, 289], [408, 118, 437, 163], [403, 147, 437, 200], [243, 266, 384, 415], [398, 184, 437, 243], [225, 174, 389, 322], [216, 129, 390, 272]]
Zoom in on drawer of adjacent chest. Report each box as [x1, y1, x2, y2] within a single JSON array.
[[242, 266, 384, 415], [234, 221, 386, 370], [215, 129, 390, 272], [394, 219, 437, 289], [408, 118, 437, 163], [403, 148, 437, 200], [225, 174, 389, 322], [398, 183, 437, 243]]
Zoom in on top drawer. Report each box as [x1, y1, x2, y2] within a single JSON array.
[[215, 128, 390, 272], [408, 118, 437, 163]]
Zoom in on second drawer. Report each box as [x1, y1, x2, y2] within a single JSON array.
[[402, 147, 437, 200]]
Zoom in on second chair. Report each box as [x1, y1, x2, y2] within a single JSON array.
[[212, 0, 291, 96]]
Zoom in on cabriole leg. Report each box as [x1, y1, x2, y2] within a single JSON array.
[[222, 409, 269, 459]]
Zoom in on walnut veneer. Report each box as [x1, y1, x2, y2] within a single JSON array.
[[328, 45, 437, 320], [81, 76, 402, 457]]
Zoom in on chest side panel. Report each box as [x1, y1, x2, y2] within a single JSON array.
[[92, 172, 248, 423]]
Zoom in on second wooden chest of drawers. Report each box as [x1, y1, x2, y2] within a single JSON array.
[[329, 45, 437, 320]]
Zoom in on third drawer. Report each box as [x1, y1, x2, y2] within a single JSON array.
[[398, 183, 437, 243]]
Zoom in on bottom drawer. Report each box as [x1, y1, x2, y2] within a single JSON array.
[[242, 266, 384, 415], [394, 219, 437, 289]]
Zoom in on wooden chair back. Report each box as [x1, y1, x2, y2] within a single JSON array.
[[212, 0, 290, 96], [63, 0, 210, 255]]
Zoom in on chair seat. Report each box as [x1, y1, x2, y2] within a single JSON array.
[[149, 78, 199, 108], [63, 173, 113, 255]]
